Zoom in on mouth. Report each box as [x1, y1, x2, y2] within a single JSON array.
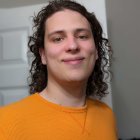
[[62, 57, 85, 65]]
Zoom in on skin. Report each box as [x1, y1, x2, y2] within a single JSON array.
[[39, 9, 98, 107]]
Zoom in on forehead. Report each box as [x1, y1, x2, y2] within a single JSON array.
[[45, 9, 91, 33]]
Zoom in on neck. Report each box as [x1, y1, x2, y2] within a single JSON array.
[[40, 79, 87, 107]]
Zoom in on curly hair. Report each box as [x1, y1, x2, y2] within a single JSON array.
[[28, 0, 112, 98]]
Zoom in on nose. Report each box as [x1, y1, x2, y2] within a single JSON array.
[[65, 36, 79, 53]]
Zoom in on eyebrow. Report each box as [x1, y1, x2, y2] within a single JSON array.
[[75, 28, 91, 33], [47, 30, 64, 38], [47, 28, 91, 38]]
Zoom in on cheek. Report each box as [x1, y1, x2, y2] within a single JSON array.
[[86, 43, 98, 75], [83, 41, 98, 58], [91, 46, 98, 59], [46, 46, 63, 61]]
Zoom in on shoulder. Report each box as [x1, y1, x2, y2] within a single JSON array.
[[0, 93, 40, 136], [87, 98, 118, 139], [87, 98, 117, 130], [0, 94, 38, 120], [87, 97, 112, 109], [0, 94, 38, 138], [87, 98, 115, 118]]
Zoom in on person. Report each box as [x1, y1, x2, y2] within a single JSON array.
[[0, 0, 118, 139]]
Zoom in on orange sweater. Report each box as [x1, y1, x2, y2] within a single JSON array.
[[0, 93, 117, 140]]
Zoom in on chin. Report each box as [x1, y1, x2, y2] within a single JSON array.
[[65, 74, 89, 83]]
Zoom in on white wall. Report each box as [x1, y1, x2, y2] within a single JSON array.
[[106, 0, 140, 139]]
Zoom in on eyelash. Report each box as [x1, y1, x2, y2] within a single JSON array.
[[78, 35, 89, 40], [52, 37, 64, 43]]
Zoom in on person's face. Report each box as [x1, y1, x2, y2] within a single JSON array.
[[40, 9, 98, 84]]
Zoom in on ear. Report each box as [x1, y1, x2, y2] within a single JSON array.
[[39, 48, 47, 65]]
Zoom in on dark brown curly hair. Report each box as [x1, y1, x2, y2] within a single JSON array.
[[28, 0, 112, 98]]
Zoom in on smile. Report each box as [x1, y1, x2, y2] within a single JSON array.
[[62, 57, 85, 65]]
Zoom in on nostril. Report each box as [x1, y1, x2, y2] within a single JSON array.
[[66, 47, 80, 53]]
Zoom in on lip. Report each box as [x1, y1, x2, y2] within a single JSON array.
[[62, 57, 85, 65]]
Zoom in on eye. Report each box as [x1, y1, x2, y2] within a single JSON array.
[[52, 37, 64, 43], [76, 33, 89, 40], [78, 35, 89, 40]]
